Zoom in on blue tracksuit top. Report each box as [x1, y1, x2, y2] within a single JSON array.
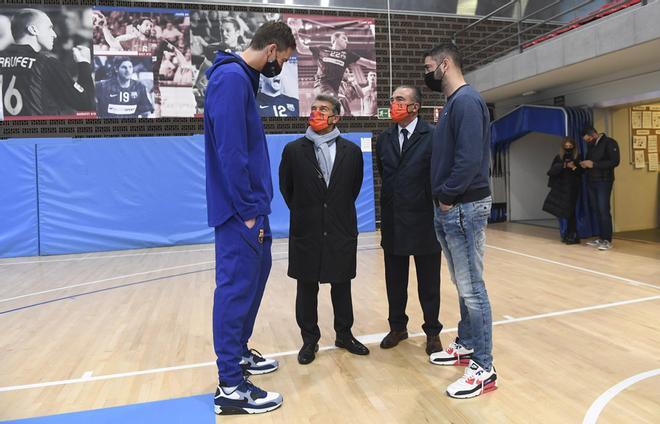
[[431, 84, 491, 205], [204, 51, 273, 227]]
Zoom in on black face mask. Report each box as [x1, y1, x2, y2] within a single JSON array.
[[424, 63, 445, 92], [424, 72, 443, 92], [261, 57, 282, 78]]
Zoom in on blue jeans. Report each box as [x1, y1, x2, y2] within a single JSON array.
[[587, 181, 613, 242], [433, 197, 493, 370]]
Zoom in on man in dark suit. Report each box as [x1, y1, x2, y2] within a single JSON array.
[[376, 85, 443, 356], [279, 94, 369, 365]]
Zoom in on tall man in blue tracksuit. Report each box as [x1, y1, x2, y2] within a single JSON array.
[[424, 43, 498, 399], [204, 21, 295, 415]]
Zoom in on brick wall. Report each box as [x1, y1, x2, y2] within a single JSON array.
[[1, 1, 556, 222]]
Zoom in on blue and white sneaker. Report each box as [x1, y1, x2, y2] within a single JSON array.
[[240, 348, 279, 375], [214, 379, 283, 415]]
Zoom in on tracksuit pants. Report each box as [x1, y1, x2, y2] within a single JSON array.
[[213, 215, 271, 386]]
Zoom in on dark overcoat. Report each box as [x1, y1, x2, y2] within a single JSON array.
[[279, 136, 363, 283], [542, 154, 582, 219], [376, 119, 441, 256]]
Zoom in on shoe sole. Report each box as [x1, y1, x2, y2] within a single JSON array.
[[335, 341, 370, 355], [215, 401, 283, 415], [429, 355, 472, 366], [245, 365, 279, 375], [447, 379, 498, 399]]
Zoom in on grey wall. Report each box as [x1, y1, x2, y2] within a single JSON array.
[[508, 132, 562, 221]]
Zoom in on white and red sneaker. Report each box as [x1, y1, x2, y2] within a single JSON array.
[[446, 360, 497, 399], [429, 338, 473, 366]]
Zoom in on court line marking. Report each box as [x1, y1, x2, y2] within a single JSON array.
[[0, 248, 215, 267], [583, 368, 660, 424], [503, 315, 515, 320], [0, 261, 214, 304], [486, 244, 660, 291], [0, 236, 382, 267], [0, 246, 381, 305], [1, 293, 658, 393]]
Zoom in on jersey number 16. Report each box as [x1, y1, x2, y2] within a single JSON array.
[[1, 75, 24, 116]]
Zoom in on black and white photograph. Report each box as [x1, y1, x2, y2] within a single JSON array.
[[92, 7, 189, 56], [190, 10, 282, 115], [92, 6, 193, 118], [0, 6, 96, 120], [93, 55, 154, 118], [286, 14, 377, 117], [256, 57, 299, 118]]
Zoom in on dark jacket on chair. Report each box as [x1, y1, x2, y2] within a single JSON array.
[[279, 136, 363, 283], [542, 154, 582, 219], [376, 118, 441, 256]]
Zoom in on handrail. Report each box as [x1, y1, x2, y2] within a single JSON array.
[[455, 0, 648, 71], [452, 0, 519, 43], [463, 0, 595, 63], [461, 0, 563, 54]]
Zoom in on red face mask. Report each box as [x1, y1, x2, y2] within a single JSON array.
[[390, 102, 414, 123], [309, 110, 334, 132]]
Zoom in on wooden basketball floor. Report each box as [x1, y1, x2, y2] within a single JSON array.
[[1, 223, 659, 423]]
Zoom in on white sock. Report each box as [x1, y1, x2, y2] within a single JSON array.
[[220, 385, 238, 393]]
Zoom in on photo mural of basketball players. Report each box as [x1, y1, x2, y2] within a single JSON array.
[[286, 14, 376, 117], [92, 6, 194, 118], [94, 56, 154, 118], [189, 11, 295, 116], [256, 56, 299, 118], [0, 6, 95, 120]]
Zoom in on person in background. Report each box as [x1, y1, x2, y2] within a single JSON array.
[[580, 126, 620, 251], [360, 71, 378, 116], [542, 137, 582, 244]]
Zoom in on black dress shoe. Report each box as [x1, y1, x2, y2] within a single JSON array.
[[425, 335, 443, 355], [380, 330, 408, 349], [565, 235, 580, 245], [298, 343, 319, 365], [335, 337, 369, 355]]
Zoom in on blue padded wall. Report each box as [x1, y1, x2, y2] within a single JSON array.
[[37, 137, 212, 255], [0, 143, 39, 258], [0, 133, 375, 257]]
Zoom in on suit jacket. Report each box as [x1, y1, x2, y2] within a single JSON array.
[[376, 118, 441, 255], [279, 135, 363, 282]]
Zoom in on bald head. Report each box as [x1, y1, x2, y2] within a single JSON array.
[[11, 9, 57, 51]]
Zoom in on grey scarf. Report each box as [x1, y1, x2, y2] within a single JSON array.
[[305, 126, 340, 187]]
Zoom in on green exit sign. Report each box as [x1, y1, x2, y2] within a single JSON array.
[[377, 108, 390, 120]]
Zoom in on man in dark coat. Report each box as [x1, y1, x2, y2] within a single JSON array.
[[279, 94, 369, 365], [375, 85, 443, 356], [580, 126, 620, 251]]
